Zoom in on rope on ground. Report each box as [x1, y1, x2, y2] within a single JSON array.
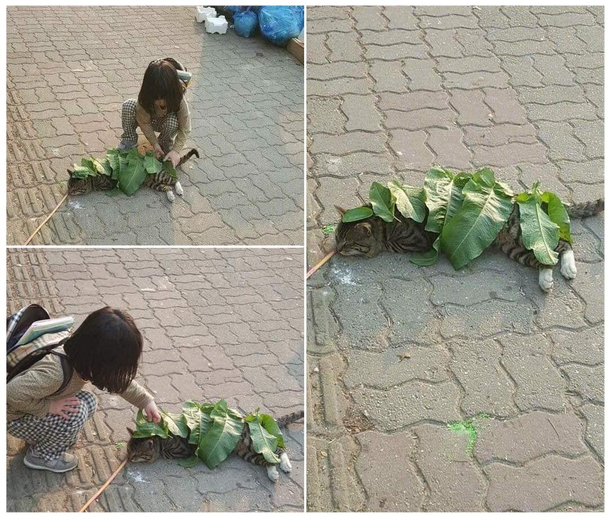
[[306, 250, 335, 280], [78, 458, 128, 512], [22, 193, 69, 246]]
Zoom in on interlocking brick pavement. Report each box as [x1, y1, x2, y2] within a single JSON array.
[[7, 248, 304, 512], [307, 6, 604, 512], [7, 6, 304, 245]]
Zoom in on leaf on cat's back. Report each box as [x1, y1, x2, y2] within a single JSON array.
[[132, 410, 169, 439], [144, 151, 163, 174], [440, 174, 514, 270], [388, 180, 426, 223], [369, 182, 395, 222], [423, 167, 470, 234], [246, 413, 280, 464], [163, 160, 178, 179], [119, 151, 148, 196], [517, 196, 559, 265], [542, 191, 573, 244], [197, 408, 244, 469]]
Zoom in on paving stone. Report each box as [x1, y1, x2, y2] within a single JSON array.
[[475, 411, 588, 463], [356, 431, 424, 511], [414, 424, 487, 511], [579, 403, 604, 460], [484, 455, 603, 511]]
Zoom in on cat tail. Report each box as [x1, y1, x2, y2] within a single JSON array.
[[178, 149, 200, 166], [276, 410, 304, 427], [566, 199, 604, 218]]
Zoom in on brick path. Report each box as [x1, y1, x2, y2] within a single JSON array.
[[7, 6, 304, 245], [7, 248, 304, 512], [307, 6, 604, 512]]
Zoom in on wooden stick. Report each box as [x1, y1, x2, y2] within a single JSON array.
[[78, 458, 128, 513], [23, 192, 69, 246], [306, 250, 336, 280]]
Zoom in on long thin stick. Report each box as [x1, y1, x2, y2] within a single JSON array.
[[78, 458, 128, 512], [306, 250, 336, 280], [23, 192, 69, 246]]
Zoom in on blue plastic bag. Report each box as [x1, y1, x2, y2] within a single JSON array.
[[258, 5, 304, 46], [234, 9, 258, 38]]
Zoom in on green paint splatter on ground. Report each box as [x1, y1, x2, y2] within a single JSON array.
[[115, 441, 125, 450], [447, 413, 489, 455], [322, 225, 335, 235]]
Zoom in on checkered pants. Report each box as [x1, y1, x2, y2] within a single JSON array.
[[121, 98, 179, 153], [7, 391, 97, 461]]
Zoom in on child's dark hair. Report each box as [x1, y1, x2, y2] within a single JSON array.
[[64, 307, 143, 393], [138, 58, 185, 115]]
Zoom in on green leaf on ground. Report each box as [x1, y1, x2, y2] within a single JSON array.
[[387, 180, 426, 223], [178, 456, 199, 468], [369, 182, 394, 222], [342, 206, 373, 223], [440, 169, 514, 269]]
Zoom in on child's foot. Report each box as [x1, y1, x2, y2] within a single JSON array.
[[24, 449, 78, 473]]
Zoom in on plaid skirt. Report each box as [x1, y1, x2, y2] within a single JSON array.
[[121, 98, 179, 153], [7, 391, 97, 461]]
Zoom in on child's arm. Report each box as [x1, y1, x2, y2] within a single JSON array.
[[118, 379, 161, 422], [7, 360, 64, 418]]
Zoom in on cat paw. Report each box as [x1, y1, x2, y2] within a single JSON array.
[[560, 250, 577, 279], [279, 452, 292, 473], [539, 268, 554, 292], [266, 465, 279, 482], [175, 181, 184, 196], [166, 190, 175, 203]]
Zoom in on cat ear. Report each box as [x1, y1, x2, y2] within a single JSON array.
[[356, 222, 372, 236], [126, 427, 135, 436], [335, 206, 347, 217]]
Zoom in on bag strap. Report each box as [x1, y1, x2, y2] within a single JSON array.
[[48, 350, 74, 396]]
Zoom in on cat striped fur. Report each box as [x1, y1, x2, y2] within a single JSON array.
[[126, 409, 303, 482], [335, 199, 604, 292], [67, 148, 199, 202]]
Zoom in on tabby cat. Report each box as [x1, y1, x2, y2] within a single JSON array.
[[67, 149, 199, 202], [335, 199, 604, 292], [126, 409, 304, 482]]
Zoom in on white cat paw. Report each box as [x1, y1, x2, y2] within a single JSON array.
[[266, 465, 279, 482], [279, 452, 292, 473], [166, 190, 175, 203], [539, 268, 554, 292], [560, 250, 577, 279], [175, 181, 184, 196]]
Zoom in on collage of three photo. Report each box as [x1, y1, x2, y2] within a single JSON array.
[[5, 3, 605, 513]]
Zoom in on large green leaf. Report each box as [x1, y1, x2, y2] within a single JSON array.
[[132, 410, 169, 439], [410, 236, 441, 266], [517, 196, 560, 265], [423, 168, 470, 234], [162, 411, 189, 439], [542, 191, 573, 244], [342, 206, 373, 223], [71, 164, 97, 179], [197, 400, 244, 469], [144, 151, 163, 174], [118, 149, 148, 196], [387, 181, 426, 223], [246, 412, 280, 464], [369, 182, 394, 222], [183, 401, 213, 445], [260, 413, 285, 449], [440, 171, 514, 269], [107, 149, 120, 180]]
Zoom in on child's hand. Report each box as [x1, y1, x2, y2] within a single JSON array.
[[49, 397, 81, 420], [154, 144, 164, 160], [143, 401, 162, 424], [164, 151, 180, 168]]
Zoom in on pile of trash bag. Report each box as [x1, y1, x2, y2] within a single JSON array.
[[223, 5, 304, 45]]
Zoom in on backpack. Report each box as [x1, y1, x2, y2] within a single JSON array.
[[7, 304, 73, 395]]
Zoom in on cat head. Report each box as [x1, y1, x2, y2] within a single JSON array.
[[67, 170, 87, 196], [334, 207, 382, 257], [126, 428, 161, 463]]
